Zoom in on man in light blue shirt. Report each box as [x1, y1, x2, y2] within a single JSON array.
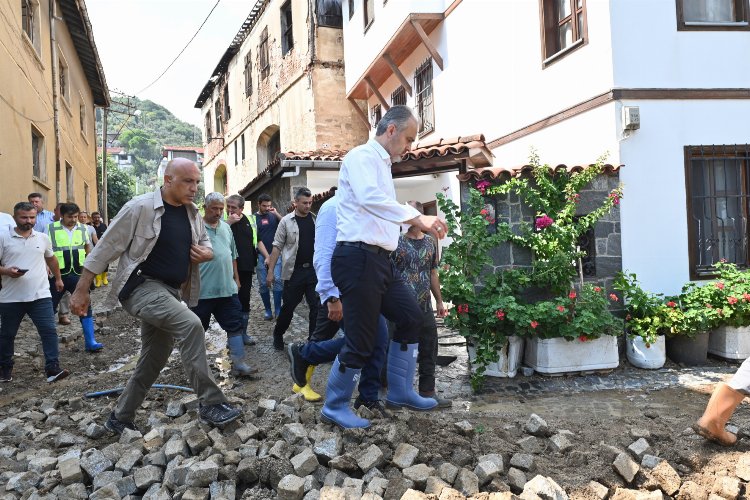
[[190, 192, 256, 378], [28, 193, 55, 234], [286, 191, 388, 415]]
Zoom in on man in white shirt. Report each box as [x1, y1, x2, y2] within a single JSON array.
[[320, 106, 448, 429], [0, 202, 68, 383]]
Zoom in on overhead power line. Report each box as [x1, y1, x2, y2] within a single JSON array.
[[136, 0, 222, 95]]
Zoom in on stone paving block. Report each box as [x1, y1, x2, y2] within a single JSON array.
[[164, 437, 190, 461], [453, 420, 474, 436], [711, 476, 740, 499], [92, 470, 123, 490], [736, 452, 750, 481], [439, 462, 459, 484], [357, 444, 385, 473], [186, 460, 219, 487], [613, 452, 639, 483], [516, 436, 543, 454], [454, 468, 479, 496], [291, 449, 319, 477], [425, 476, 450, 496], [521, 475, 567, 500], [27, 457, 57, 473], [114, 475, 137, 497], [256, 399, 277, 416], [627, 438, 651, 459], [165, 400, 186, 418], [587, 480, 608, 499], [510, 453, 535, 472], [80, 448, 113, 479], [475, 460, 502, 485], [235, 423, 260, 442], [392, 443, 420, 469], [58, 457, 83, 485], [641, 454, 663, 469], [323, 469, 347, 487], [134, 465, 164, 490], [119, 427, 143, 445], [367, 476, 389, 496], [550, 433, 573, 453], [182, 487, 210, 500], [650, 460, 681, 496], [342, 477, 364, 498], [319, 486, 346, 499], [437, 487, 466, 500], [209, 479, 236, 499], [610, 487, 662, 499], [237, 457, 259, 484], [89, 483, 121, 500], [143, 450, 167, 468], [403, 464, 434, 489], [278, 474, 305, 500], [525, 414, 550, 437], [85, 422, 107, 439], [313, 436, 342, 465], [507, 467, 527, 493], [142, 483, 171, 500], [328, 454, 358, 474], [7, 471, 42, 493], [114, 447, 143, 474], [401, 489, 429, 499], [282, 423, 308, 444], [383, 476, 413, 500], [187, 430, 212, 455]]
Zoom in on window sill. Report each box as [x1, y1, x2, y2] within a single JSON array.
[[364, 20, 374, 34], [22, 33, 44, 71], [32, 176, 51, 191], [418, 127, 434, 139], [679, 21, 750, 31], [542, 38, 586, 68]]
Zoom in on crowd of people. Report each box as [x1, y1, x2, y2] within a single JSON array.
[[2, 105, 742, 443]]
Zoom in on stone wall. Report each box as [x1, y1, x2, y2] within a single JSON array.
[[461, 172, 622, 291]]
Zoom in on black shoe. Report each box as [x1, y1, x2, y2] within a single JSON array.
[[45, 363, 70, 383], [273, 340, 285, 351], [354, 397, 391, 419], [0, 366, 12, 383], [104, 412, 138, 435], [199, 402, 242, 427], [287, 342, 309, 387]]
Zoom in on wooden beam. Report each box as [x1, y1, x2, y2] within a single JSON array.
[[364, 77, 391, 110], [348, 97, 371, 128], [382, 53, 413, 96], [410, 19, 444, 70]]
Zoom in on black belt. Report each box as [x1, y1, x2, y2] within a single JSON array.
[[337, 241, 390, 257], [142, 274, 181, 289]]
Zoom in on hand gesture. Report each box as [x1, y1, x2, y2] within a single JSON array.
[[327, 300, 343, 322], [4, 267, 26, 278], [70, 288, 90, 317], [411, 215, 448, 241], [226, 213, 241, 225], [436, 302, 448, 318], [190, 244, 213, 264]]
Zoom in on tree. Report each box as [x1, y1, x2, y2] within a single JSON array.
[[98, 155, 135, 219]]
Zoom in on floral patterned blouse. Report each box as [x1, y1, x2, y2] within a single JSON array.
[[391, 233, 438, 310]]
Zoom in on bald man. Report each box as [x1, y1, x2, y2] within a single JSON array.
[[71, 158, 242, 433]]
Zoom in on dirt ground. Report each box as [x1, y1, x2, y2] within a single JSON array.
[[1, 286, 749, 497]]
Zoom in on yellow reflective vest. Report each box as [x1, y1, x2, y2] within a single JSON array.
[[47, 221, 89, 275]]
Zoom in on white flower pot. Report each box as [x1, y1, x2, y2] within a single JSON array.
[[467, 336, 524, 378], [524, 335, 619, 374], [626, 335, 666, 369], [709, 325, 750, 360]]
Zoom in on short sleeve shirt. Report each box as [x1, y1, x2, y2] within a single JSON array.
[[0, 228, 54, 303], [255, 212, 279, 253], [390, 234, 438, 309], [198, 221, 238, 299]]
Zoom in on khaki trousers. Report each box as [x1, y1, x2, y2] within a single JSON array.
[[115, 279, 226, 422]]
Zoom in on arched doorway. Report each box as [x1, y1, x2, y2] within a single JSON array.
[[214, 163, 227, 195], [257, 125, 280, 170]]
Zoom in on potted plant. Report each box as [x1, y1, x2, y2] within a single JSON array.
[[664, 281, 723, 366], [704, 260, 750, 360], [613, 272, 667, 369]]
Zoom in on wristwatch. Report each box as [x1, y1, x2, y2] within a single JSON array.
[[326, 297, 340, 304]]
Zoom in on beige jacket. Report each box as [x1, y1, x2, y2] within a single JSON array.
[[272, 212, 316, 280], [83, 188, 211, 307]]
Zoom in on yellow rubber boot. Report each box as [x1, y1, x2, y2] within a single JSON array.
[[694, 382, 745, 446], [292, 365, 322, 402], [102, 272, 109, 285], [94, 274, 102, 288]]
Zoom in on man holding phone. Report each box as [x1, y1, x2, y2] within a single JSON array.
[[0, 202, 69, 383]]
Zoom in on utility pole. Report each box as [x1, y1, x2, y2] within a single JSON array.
[[99, 90, 137, 222]]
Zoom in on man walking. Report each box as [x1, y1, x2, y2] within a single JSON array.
[[391, 201, 451, 407], [47, 203, 103, 352], [28, 193, 54, 234], [266, 187, 317, 351], [255, 194, 283, 320], [190, 193, 256, 377], [0, 202, 69, 383], [70, 158, 242, 433], [321, 106, 448, 428], [225, 194, 257, 345]]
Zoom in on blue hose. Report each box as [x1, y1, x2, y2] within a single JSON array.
[[84, 384, 194, 398]]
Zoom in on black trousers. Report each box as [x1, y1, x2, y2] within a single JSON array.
[[237, 270, 254, 312], [272, 266, 318, 343], [331, 245, 422, 369]]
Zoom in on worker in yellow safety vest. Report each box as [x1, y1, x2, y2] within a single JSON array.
[[47, 203, 103, 352]]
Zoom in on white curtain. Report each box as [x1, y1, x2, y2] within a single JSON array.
[[684, 0, 735, 22]]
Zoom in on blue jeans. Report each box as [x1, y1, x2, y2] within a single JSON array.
[[257, 254, 283, 293], [0, 298, 60, 370], [301, 305, 388, 402], [51, 275, 92, 318], [190, 295, 244, 337]]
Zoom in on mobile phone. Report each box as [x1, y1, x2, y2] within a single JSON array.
[[16, 269, 28, 274]]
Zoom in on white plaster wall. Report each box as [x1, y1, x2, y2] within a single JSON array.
[[394, 172, 458, 249], [618, 99, 750, 296], [610, 0, 750, 88]]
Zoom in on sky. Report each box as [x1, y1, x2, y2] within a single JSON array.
[[87, 0, 254, 128]]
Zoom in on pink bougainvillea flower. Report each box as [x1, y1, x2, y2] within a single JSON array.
[[530, 321, 539, 329], [608, 192, 620, 206], [594, 286, 602, 292], [495, 309, 505, 320], [569, 193, 581, 204], [568, 290, 577, 300], [476, 180, 491, 194], [556, 305, 566, 312], [715, 282, 725, 290], [457, 304, 469, 314], [535, 214, 554, 230], [666, 301, 676, 308], [609, 293, 618, 302], [480, 209, 488, 215], [728, 296, 739, 305]]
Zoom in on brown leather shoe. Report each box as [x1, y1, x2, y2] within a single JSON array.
[[58, 315, 71, 325]]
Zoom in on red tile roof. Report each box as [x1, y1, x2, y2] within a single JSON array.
[[163, 146, 204, 154], [457, 163, 622, 182], [98, 146, 125, 154]]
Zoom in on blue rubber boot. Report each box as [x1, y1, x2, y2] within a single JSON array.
[[240, 312, 256, 345], [81, 317, 103, 352], [320, 357, 370, 429], [273, 290, 283, 318], [260, 291, 273, 320], [385, 341, 437, 411], [228, 334, 257, 377]]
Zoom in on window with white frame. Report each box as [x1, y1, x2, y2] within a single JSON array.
[[677, 0, 749, 30], [414, 58, 434, 136], [22, 0, 41, 53]]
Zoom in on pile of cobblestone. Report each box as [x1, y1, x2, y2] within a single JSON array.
[[0, 389, 747, 500]]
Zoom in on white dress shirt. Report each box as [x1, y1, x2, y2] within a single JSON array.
[[336, 139, 420, 251], [313, 196, 339, 304]]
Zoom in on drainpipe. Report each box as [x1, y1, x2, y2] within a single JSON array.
[[48, 0, 62, 203]]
